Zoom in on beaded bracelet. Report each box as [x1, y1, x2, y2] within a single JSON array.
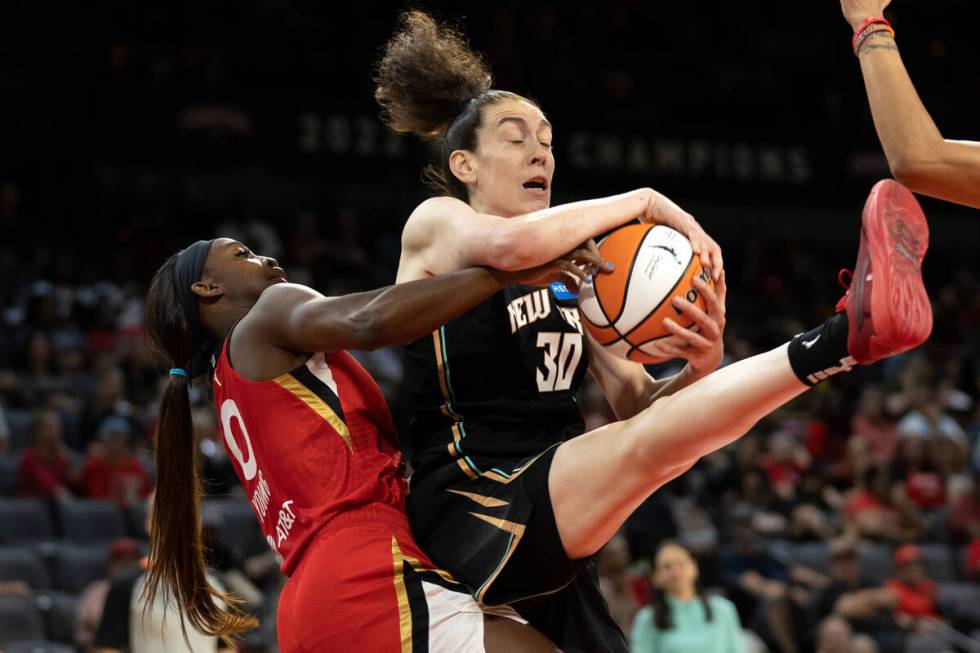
[[852, 17, 895, 56]]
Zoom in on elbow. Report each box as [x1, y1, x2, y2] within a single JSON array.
[[888, 152, 936, 192], [344, 310, 385, 351], [483, 228, 538, 271]]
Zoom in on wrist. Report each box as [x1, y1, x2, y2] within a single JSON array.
[[487, 267, 515, 288], [638, 188, 657, 223], [849, 13, 877, 31], [851, 16, 894, 55]]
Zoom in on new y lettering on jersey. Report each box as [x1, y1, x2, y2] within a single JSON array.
[[507, 288, 552, 333]]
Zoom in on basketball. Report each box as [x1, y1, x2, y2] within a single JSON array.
[[578, 223, 712, 364]]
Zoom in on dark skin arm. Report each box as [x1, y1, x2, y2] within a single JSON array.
[[231, 251, 601, 382]]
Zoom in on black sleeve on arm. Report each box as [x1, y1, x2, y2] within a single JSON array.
[[93, 570, 140, 649]]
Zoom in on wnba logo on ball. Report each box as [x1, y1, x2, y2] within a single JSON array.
[[578, 224, 711, 363]]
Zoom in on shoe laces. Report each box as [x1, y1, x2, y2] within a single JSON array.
[[837, 269, 853, 291]]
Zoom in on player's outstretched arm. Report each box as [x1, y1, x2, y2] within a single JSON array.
[[842, 0, 980, 208], [247, 249, 600, 354], [401, 188, 722, 282]]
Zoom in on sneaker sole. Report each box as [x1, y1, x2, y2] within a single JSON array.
[[860, 180, 932, 362]]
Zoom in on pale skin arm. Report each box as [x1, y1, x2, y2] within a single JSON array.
[[397, 189, 722, 282], [841, 0, 980, 208]]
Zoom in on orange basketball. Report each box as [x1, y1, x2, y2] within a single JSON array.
[[578, 223, 711, 364]]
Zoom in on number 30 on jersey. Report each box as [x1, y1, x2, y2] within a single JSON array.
[[536, 332, 582, 393]]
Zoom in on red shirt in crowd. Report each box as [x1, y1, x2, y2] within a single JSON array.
[[845, 490, 890, 520], [850, 415, 898, 461], [82, 455, 150, 505], [903, 471, 945, 509], [763, 458, 806, 490], [15, 447, 73, 498], [884, 578, 939, 619]]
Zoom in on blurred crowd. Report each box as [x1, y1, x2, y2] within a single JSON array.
[[2, 2, 979, 651], [0, 176, 977, 651]]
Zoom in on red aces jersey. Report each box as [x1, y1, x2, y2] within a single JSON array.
[[211, 338, 408, 575]]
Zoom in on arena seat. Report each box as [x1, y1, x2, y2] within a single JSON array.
[[857, 542, 894, 584], [0, 498, 55, 544], [0, 546, 50, 590], [919, 543, 958, 584], [203, 497, 267, 564], [0, 596, 45, 646], [786, 540, 830, 575], [937, 582, 980, 623], [0, 455, 20, 496], [124, 499, 149, 539], [36, 591, 78, 644], [56, 499, 125, 543], [6, 409, 32, 451], [49, 544, 107, 594]]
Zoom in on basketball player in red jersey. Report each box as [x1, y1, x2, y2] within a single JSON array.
[[840, 0, 980, 208], [141, 238, 602, 650], [377, 12, 935, 652]]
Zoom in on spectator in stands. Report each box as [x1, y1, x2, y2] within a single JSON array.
[[808, 538, 901, 646], [93, 492, 234, 653], [732, 467, 789, 539], [848, 634, 879, 653], [193, 407, 237, 497], [892, 436, 946, 511], [762, 430, 811, 502], [897, 387, 968, 446], [597, 532, 641, 634], [80, 367, 134, 452], [75, 537, 142, 650], [631, 540, 745, 653], [15, 408, 77, 499], [815, 615, 852, 653], [850, 386, 897, 464], [789, 503, 833, 542], [844, 464, 923, 543], [82, 415, 150, 505], [721, 525, 797, 653], [879, 544, 980, 650], [883, 545, 940, 629]]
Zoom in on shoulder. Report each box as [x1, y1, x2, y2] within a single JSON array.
[[630, 605, 657, 644], [253, 282, 322, 311], [633, 605, 655, 626], [708, 594, 739, 616], [240, 283, 322, 332], [403, 196, 474, 245]]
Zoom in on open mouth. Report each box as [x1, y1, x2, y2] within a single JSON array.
[[522, 176, 548, 191]]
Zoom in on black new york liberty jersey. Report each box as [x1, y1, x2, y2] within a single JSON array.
[[403, 282, 590, 486]]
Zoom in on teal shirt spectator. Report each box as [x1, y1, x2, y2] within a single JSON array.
[[630, 594, 744, 653]]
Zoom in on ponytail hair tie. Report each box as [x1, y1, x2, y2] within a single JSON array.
[[169, 368, 189, 378]]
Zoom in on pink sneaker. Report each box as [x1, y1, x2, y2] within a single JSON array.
[[835, 180, 932, 364]]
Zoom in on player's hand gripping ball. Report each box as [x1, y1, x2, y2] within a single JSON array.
[[578, 224, 713, 364]]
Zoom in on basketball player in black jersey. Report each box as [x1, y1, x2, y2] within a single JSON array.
[[376, 11, 933, 652]]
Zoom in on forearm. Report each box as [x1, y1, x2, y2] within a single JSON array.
[[352, 268, 508, 348], [484, 189, 652, 270], [277, 268, 511, 353], [858, 34, 943, 170], [856, 33, 980, 207]]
